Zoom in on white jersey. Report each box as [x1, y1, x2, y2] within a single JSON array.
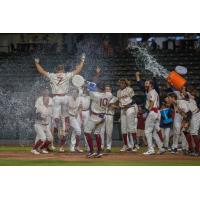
[[187, 99, 199, 113], [35, 96, 53, 109], [35, 103, 52, 125], [107, 96, 118, 115], [146, 89, 159, 110], [176, 100, 190, 114], [117, 87, 134, 106], [67, 96, 81, 116], [90, 92, 113, 114], [80, 95, 91, 110], [47, 72, 74, 94]]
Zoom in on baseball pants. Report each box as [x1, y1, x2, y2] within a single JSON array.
[[145, 111, 163, 151], [34, 123, 53, 143]]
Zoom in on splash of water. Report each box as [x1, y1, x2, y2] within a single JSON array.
[[128, 44, 169, 78]]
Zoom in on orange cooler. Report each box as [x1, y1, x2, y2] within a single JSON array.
[[166, 71, 187, 90]]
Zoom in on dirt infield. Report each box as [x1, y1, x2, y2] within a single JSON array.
[[0, 151, 199, 163]]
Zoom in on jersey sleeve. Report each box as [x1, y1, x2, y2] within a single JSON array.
[[47, 72, 55, 80], [149, 91, 157, 102], [65, 72, 74, 80], [128, 87, 134, 97], [89, 91, 98, 101]]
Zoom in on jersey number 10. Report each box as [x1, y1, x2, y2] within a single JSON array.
[[100, 98, 109, 107]]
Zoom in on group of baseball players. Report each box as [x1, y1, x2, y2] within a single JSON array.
[[31, 53, 200, 158]]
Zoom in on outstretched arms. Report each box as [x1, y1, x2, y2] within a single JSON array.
[[34, 58, 49, 77], [73, 53, 86, 75]]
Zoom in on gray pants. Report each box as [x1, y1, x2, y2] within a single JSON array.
[[145, 111, 163, 151]]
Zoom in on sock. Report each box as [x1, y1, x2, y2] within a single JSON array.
[[33, 139, 43, 150], [192, 135, 200, 153], [122, 134, 128, 146], [132, 133, 138, 146], [75, 135, 80, 147], [60, 136, 66, 147], [157, 130, 163, 142], [41, 140, 52, 149], [54, 118, 60, 129], [95, 134, 102, 153], [85, 133, 94, 153], [183, 132, 193, 151]]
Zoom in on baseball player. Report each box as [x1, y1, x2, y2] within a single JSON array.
[[117, 79, 138, 152], [84, 83, 113, 158], [35, 89, 56, 150], [70, 67, 101, 152], [31, 94, 53, 155], [34, 53, 86, 144], [65, 87, 84, 153], [167, 92, 191, 154], [94, 85, 118, 153], [180, 93, 200, 156], [143, 80, 165, 155]]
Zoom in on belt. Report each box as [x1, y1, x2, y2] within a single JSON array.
[[106, 114, 114, 116], [150, 107, 158, 113], [52, 94, 66, 97], [121, 103, 134, 109], [92, 111, 105, 116], [41, 124, 49, 126], [82, 109, 90, 112]]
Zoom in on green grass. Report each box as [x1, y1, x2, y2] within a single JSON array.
[[0, 146, 200, 166], [0, 159, 200, 166]]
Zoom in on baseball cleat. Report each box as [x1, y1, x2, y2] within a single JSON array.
[[95, 152, 103, 158], [41, 149, 49, 154], [132, 148, 138, 152], [105, 149, 111, 153], [59, 147, 65, 152], [70, 147, 75, 152], [75, 147, 84, 153], [171, 148, 177, 154], [51, 145, 56, 150], [190, 152, 199, 157], [135, 145, 140, 150], [120, 145, 130, 152], [87, 152, 97, 158], [31, 149, 40, 155], [157, 148, 166, 155], [143, 150, 155, 155]]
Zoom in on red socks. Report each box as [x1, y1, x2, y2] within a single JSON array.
[[60, 136, 66, 147], [184, 132, 193, 151], [95, 134, 102, 153], [132, 133, 138, 145], [75, 135, 80, 147], [192, 135, 200, 153], [33, 139, 43, 150], [157, 130, 163, 142], [122, 134, 128, 145], [85, 133, 94, 153], [41, 140, 52, 149]]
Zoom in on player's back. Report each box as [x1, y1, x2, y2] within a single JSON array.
[[90, 92, 113, 114]]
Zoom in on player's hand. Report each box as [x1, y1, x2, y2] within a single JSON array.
[[96, 66, 101, 74], [34, 58, 40, 64], [81, 53, 86, 62]]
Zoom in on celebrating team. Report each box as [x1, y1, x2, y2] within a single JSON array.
[[31, 53, 200, 158]]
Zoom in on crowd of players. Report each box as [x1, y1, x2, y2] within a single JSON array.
[[31, 53, 200, 158]]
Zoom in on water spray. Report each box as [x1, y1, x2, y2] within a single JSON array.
[[128, 44, 187, 90]]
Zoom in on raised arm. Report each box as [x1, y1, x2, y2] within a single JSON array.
[[73, 53, 86, 75], [92, 66, 101, 83], [135, 71, 145, 92], [34, 58, 49, 77]]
